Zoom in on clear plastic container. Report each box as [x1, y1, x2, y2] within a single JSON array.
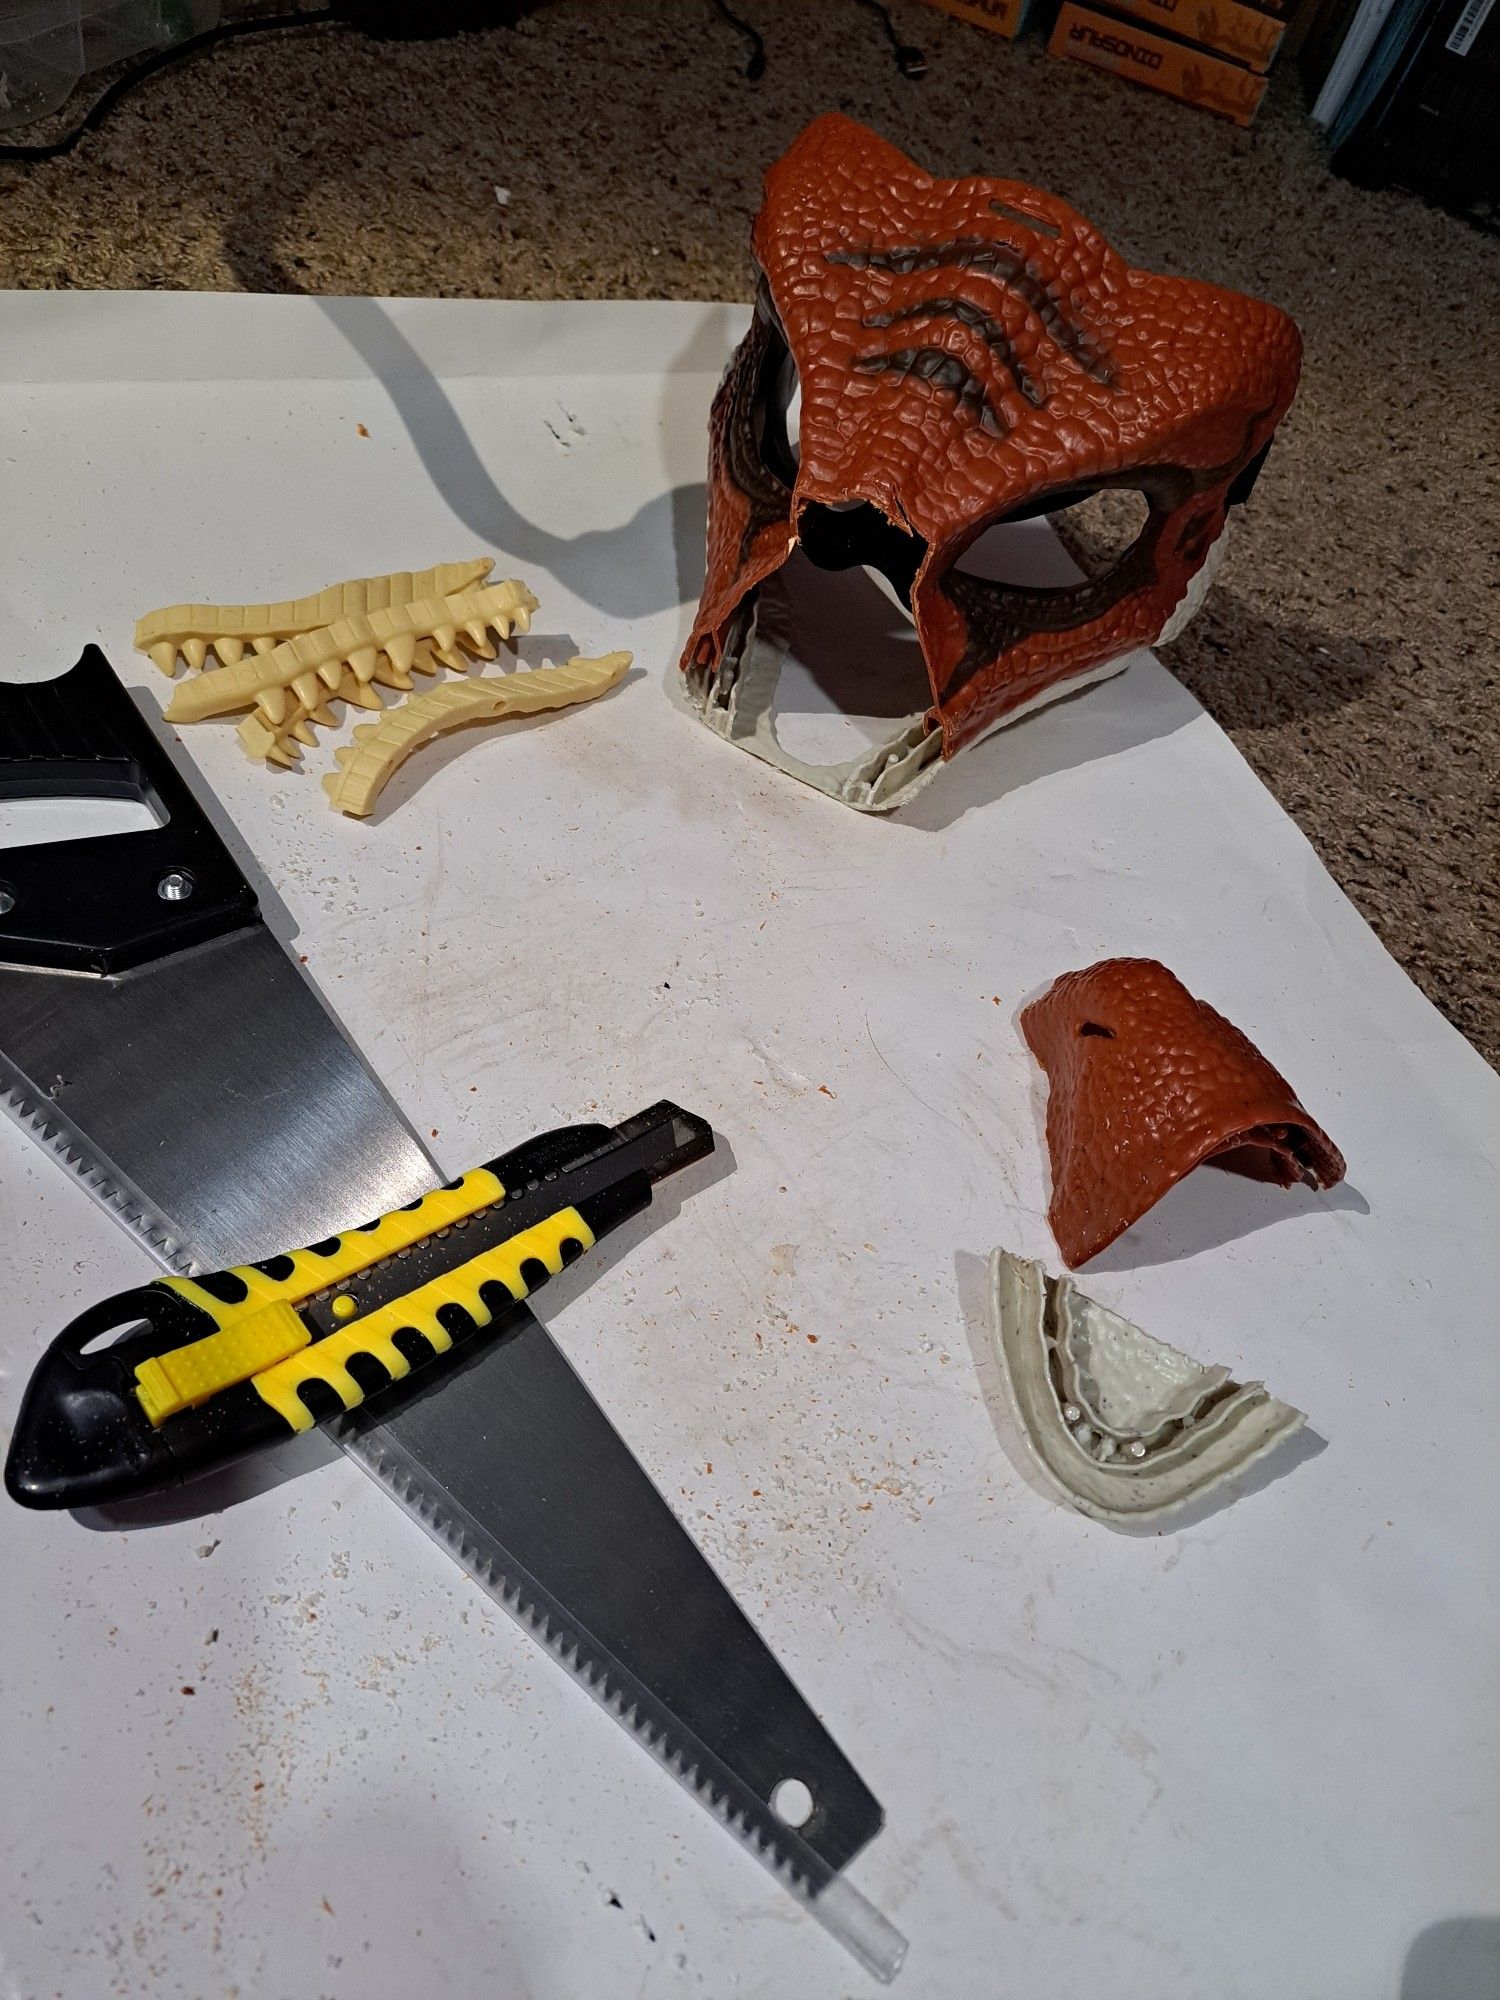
[[0, 0, 220, 133]]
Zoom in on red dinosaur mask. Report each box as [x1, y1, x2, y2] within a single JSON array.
[[682, 114, 1302, 810]]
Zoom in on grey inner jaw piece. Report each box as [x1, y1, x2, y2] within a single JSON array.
[[685, 510, 1212, 815], [988, 1249, 1306, 1524], [688, 559, 943, 813]]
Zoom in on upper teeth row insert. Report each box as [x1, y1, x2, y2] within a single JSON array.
[[163, 581, 541, 729], [134, 560, 496, 676]]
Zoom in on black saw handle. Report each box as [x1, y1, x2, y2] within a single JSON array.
[[0, 647, 257, 973]]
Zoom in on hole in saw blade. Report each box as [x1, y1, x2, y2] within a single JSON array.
[[78, 1318, 151, 1356], [770, 1777, 814, 1828], [0, 793, 164, 851]]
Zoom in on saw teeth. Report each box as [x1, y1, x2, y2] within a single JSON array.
[[434, 624, 457, 654], [290, 720, 318, 747], [345, 680, 383, 710], [349, 645, 379, 683], [182, 638, 209, 671], [464, 620, 496, 656], [213, 637, 245, 667], [411, 642, 438, 675], [386, 633, 418, 674], [315, 661, 343, 691], [372, 659, 413, 690], [257, 686, 289, 726], [292, 670, 322, 709], [149, 641, 179, 676]]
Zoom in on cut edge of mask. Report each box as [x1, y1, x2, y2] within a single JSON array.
[[1154, 519, 1229, 648], [687, 586, 941, 812], [685, 535, 1224, 813], [987, 1248, 1305, 1523]]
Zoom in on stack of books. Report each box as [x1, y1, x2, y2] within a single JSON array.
[[1045, 0, 1291, 123]]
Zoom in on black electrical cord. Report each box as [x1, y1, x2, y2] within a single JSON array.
[[709, 0, 766, 81], [0, 0, 920, 163], [708, 0, 923, 83], [852, 0, 928, 77], [0, 7, 339, 163]]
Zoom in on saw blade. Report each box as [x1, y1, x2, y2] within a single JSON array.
[[338, 1320, 901, 1973], [0, 652, 903, 1978], [0, 931, 439, 1273]]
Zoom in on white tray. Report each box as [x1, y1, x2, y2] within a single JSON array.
[[0, 293, 1495, 2000]]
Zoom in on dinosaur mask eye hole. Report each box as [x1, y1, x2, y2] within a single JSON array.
[[952, 486, 1157, 594], [1048, 487, 1154, 582]]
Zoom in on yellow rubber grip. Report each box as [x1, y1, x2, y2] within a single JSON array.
[[252, 1205, 595, 1432], [160, 1168, 506, 1328], [134, 1301, 309, 1426]]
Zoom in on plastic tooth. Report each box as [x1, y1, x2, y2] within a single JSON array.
[[512, 605, 533, 634], [385, 633, 418, 674], [213, 636, 245, 667], [256, 686, 289, 726], [148, 641, 179, 676], [291, 670, 323, 708], [411, 642, 439, 676], [434, 624, 457, 654], [372, 661, 414, 691], [238, 712, 279, 762], [464, 620, 496, 657], [492, 616, 512, 642], [182, 638, 209, 671], [349, 645, 379, 683], [345, 680, 383, 710], [431, 643, 467, 670], [252, 635, 278, 655], [317, 661, 345, 691]]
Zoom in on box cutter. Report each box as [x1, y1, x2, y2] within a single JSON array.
[[0, 650, 904, 1980], [4, 1102, 712, 1512]]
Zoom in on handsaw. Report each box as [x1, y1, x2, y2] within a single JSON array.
[[0, 648, 905, 1981]]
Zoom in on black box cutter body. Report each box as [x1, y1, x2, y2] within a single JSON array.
[[5, 1102, 713, 1510]]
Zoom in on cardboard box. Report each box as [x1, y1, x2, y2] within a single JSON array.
[[1048, 2, 1270, 122], [1099, 0, 1285, 70], [917, 0, 1030, 39]]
